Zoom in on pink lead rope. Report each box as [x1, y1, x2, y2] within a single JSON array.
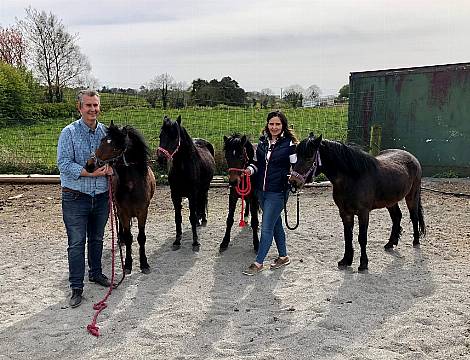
[[86, 176, 117, 337], [228, 168, 251, 227]]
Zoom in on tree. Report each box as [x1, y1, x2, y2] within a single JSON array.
[[191, 76, 246, 107], [0, 26, 26, 67], [0, 62, 39, 126], [260, 88, 275, 109], [148, 73, 175, 110], [18, 8, 91, 102], [283, 85, 304, 108], [305, 84, 321, 101], [339, 84, 350, 99]]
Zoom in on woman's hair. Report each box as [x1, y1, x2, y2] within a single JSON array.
[[263, 110, 298, 143]]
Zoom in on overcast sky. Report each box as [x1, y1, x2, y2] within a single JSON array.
[[1, 0, 469, 95]]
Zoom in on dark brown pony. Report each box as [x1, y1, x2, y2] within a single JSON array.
[[85, 122, 156, 274], [220, 133, 259, 252], [157, 115, 215, 251], [289, 133, 426, 271]]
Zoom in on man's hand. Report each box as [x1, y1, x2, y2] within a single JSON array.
[[88, 164, 113, 177]]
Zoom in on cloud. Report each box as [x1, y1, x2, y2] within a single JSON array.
[[2, 0, 470, 93]]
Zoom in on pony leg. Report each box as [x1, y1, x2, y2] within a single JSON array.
[[244, 199, 250, 222], [338, 212, 354, 267], [220, 188, 238, 252], [197, 190, 209, 227], [406, 187, 426, 246], [120, 217, 133, 275], [171, 191, 183, 250], [357, 211, 370, 272], [188, 195, 200, 251], [137, 213, 150, 274], [384, 203, 403, 249], [250, 195, 260, 253]]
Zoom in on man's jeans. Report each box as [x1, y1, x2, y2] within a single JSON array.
[[62, 190, 109, 289], [255, 190, 288, 264]]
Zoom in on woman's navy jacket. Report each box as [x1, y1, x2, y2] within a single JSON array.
[[249, 134, 296, 193]]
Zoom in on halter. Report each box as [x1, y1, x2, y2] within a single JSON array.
[[289, 149, 322, 191], [90, 144, 130, 168], [157, 123, 181, 160]]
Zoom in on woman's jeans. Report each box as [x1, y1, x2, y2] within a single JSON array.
[[255, 190, 288, 264], [62, 190, 109, 289]]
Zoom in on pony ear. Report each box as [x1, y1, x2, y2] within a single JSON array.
[[313, 134, 323, 147], [110, 120, 114, 127], [309, 131, 315, 138], [176, 115, 181, 124], [241, 135, 247, 144], [223, 135, 228, 143]]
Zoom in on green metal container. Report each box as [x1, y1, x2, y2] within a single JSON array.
[[348, 62, 470, 176]]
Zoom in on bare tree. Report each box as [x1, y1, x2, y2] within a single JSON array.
[[260, 88, 274, 109], [17, 8, 91, 102], [0, 26, 26, 67], [148, 73, 175, 110], [305, 84, 321, 100]]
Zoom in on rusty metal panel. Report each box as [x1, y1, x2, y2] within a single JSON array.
[[348, 63, 470, 176]]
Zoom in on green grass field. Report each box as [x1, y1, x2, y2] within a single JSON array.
[[0, 105, 348, 174]]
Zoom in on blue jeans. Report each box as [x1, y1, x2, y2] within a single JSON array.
[[255, 190, 288, 264], [62, 190, 109, 289]]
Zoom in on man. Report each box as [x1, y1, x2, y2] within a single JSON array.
[[57, 89, 113, 308]]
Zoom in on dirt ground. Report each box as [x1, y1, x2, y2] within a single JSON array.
[[0, 178, 469, 360]]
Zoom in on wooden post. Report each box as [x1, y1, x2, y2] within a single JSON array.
[[369, 124, 382, 156]]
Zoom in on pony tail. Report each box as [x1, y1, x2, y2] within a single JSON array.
[[417, 188, 426, 237]]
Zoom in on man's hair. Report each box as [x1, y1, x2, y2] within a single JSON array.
[[77, 89, 100, 107]]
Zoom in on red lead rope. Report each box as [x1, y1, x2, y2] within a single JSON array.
[[86, 176, 117, 337], [228, 168, 251, 227]]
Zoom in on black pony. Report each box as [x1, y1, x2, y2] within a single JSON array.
[[220, 133, 259, 252], [289, 133, 426, 271], [85, 122, 156, 274], [157, 115, 215, 251]]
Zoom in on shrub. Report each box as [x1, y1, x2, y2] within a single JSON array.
[[33, 102, 78, 119], [0, 63, 40, 127]]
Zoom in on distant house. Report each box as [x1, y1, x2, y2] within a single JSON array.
[[302, 96, 335, 108], [302, 99, 319, 108]]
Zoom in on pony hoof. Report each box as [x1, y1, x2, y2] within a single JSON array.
[[141, 267, 151, 274], [125, 268, 132, 275], [201, 220, 208, 227], [413, 240, 420, 247], [172, 243, 181, 251], [358, 266, 368, 272], [219, 244, 228, 253], [192, 244, 200, 252], [384, 242, 394, 250], [338, 258, 352, 268]]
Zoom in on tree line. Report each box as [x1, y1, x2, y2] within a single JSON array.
[[0, 7, 350, 127]]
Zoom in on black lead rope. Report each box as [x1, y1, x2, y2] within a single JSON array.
[[284, 185, 300, 230]]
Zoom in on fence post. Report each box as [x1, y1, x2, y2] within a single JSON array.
[[369, 124, 382, 156]]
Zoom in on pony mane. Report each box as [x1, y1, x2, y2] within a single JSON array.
[[122, 125, 151, 163], [323, 139, 378, 176]]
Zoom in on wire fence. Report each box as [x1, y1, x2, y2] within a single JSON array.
[[0, 94, 349, 175]]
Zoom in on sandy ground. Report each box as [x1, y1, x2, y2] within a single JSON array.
[[0, 179, 470, 360]]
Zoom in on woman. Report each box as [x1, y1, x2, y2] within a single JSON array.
[[243, 110, 298, 276]]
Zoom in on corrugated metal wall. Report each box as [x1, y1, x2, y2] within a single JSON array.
[[348, 63, 470, 176]]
